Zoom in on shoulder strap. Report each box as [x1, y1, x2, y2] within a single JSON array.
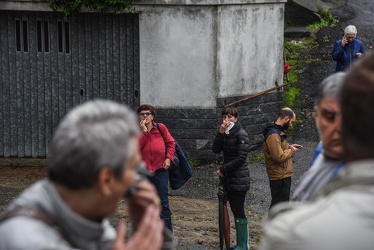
[[0, 206, 73, 245], [156, 123, 166, 141]]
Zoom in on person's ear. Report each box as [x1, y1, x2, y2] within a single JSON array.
[[97, 167, 115, 196]]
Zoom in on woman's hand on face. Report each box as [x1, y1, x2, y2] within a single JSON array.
[[140, 119, 147, 132], [219, 119, 231, 134], [163, 158, 171, 170]]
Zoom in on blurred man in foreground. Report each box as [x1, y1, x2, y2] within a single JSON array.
[[292, 72, 346, 202], [0, 100, 164, 250]]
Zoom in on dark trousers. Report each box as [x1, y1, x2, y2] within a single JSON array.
[[269, 177, 291, 209], [149, 168, 173, 232], [227, 191, 247, 219]]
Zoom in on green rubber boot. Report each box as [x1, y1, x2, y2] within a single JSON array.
[[231, 218, 250, 250]]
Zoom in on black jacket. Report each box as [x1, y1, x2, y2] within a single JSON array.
[[212, 123, 250, 192]]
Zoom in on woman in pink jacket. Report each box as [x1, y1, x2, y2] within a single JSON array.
[[137, 104, 176, 232]]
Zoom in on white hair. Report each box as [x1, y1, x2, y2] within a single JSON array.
[[344, 25, 357, 37]]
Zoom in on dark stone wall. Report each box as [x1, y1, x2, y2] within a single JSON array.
[[285, 1, 319, 26], [156, 91, 284, 161]]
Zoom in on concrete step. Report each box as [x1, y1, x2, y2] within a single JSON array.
[[285, 26, 311, 39]]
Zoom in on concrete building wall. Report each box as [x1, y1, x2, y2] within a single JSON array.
[[134, 0, 287, 108], [136, 6, 216, 108], [1, 0, 288, 160], [217, 4, 284, 98], [134, 1, 287, 159]]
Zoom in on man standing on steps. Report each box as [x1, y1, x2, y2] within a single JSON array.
[[263, 107, 302, 209]]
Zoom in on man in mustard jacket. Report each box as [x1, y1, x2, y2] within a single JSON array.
[[263, 108, 302, 208]]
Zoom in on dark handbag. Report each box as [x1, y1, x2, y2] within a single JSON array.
[[156, 123, 192, 190]]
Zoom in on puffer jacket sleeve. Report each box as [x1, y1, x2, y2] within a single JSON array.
[[212, 132, 224, 154], [266, 134, 295, 163], [220, 129, 249, 174]]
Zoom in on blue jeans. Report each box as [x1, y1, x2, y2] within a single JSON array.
[[149, 168, 173, 231]]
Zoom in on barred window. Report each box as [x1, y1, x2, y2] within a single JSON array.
[[36, 20, 50, 53], [57, 21, 70, 53], [15, 19, 28, 52]]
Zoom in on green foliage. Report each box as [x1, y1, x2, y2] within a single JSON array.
[[307, 7, 338, 37], [284, 20, 294, 29], [46, 0, 134, 19], [322, 35, 330, 43], [283, 37, 317, 108], [247, 152, 265, 164], [285, 86, 300, 107], [284, 57, 302, 108], [188, 158, 200, 168], [284, 38, 318, 60]]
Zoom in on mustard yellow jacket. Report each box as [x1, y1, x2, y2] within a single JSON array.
[[263, 123, 295, 180]]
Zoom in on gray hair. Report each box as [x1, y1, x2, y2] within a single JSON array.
[[344, 25, 357, 36], [48, 99, 139, 189], [315, 72, 346, 108]]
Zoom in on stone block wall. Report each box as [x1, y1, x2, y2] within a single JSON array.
[[156, 91, 284, 160]]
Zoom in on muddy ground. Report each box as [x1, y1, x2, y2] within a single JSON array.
[[0, 22, 357, 249]]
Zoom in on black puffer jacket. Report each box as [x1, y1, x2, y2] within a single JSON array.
[[212, 123, 250, 192]]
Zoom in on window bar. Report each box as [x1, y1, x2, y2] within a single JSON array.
[[44, 21, 49, 52], [37, 20, 42, 52], [64, 22, 70, 53], [15, 20, 21, 51], [22, 20, 28, 52], [57, 21, 63, 53]]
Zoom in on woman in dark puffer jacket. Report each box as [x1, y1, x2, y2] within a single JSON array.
[[212, 107, 250, 250]]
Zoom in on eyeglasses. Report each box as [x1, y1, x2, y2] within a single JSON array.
[[139, 112, 152, 116], [345, 36, 355, 39]]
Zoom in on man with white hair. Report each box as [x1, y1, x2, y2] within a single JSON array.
[[332, 25, 365, 72]]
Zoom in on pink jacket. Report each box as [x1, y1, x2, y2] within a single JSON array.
[[139, 122, 176, 172]]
